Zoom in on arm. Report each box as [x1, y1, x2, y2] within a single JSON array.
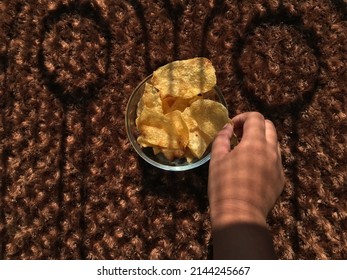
[[208, 112, 284, 259]]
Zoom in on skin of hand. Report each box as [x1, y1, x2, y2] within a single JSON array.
[[208, 112, 285, 229]]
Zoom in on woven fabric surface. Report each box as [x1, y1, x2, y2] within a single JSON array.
[[0, 0, 346, 259]]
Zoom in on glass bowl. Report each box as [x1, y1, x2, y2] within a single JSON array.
[[125, 75, 227, 171]]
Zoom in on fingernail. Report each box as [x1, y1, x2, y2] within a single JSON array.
[[223, 123, 231, 129]]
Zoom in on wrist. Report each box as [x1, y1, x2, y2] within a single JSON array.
[[210, 200, 267, 229]]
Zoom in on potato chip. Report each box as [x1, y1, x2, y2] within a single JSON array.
[[180, 99, 229, 159], [159, 148, 186, 162], [136, 82, 162, 120], [186, 128, 211, 159], [152, 146, 161, 155], [162, 95, 202, 114], [184, 99, 229, 140], [151, 57, 216, 99], [184, 149, 196, 163], [165, 110, 189, 149], [136, 107, 188, 150]]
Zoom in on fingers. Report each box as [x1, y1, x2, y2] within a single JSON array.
[[231, 112, 266, 143], [211, 123, 234, 159], [265, 119, 282, 171], [264, 119, 278, 150], [213, 112, 281, 162]]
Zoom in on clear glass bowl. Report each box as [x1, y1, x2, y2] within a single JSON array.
[[125, 75, 227, 171]]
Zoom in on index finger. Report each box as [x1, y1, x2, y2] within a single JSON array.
[[211, 123, 234, 160], [231, 112, 266, 143], [265, 119, 278, 149]]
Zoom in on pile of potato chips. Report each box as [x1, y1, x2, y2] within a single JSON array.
[[135, 57, 229, 162]]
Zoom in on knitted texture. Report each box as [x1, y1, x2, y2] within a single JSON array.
[[0, 0, 346, 259]]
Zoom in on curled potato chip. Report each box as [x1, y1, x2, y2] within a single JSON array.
[[136, 107, 188, 150], [162, 95, 202, 114], [187, 128, 210, 159], [184, 99, 229, 140], [137, 82, 162, 121], [152, 57, 216, 99], [159, 148, 186, 162], [181, 99, 228, 158]]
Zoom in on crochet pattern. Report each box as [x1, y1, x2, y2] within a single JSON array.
[[0, 0, 346, 259]]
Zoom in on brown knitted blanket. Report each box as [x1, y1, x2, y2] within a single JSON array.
[[0, 0, 346, 259]]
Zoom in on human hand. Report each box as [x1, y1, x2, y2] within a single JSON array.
[[208, 112, 285, 229]]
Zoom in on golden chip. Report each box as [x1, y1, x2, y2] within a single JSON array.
[[165, 110, 189, 149], [187, 128, 211, 159], [159, 148, 186, 162], [184, 149, 196, 163], [184, 99, 229, 141], [136, 82, 162, 119], [181, 99, 229, 159], [136, 107, 188, 150], [162, 95, 202, 114], [151, 57, 216, 99]]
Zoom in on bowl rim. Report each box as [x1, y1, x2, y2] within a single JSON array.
[[125, 74, 226, 171]]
